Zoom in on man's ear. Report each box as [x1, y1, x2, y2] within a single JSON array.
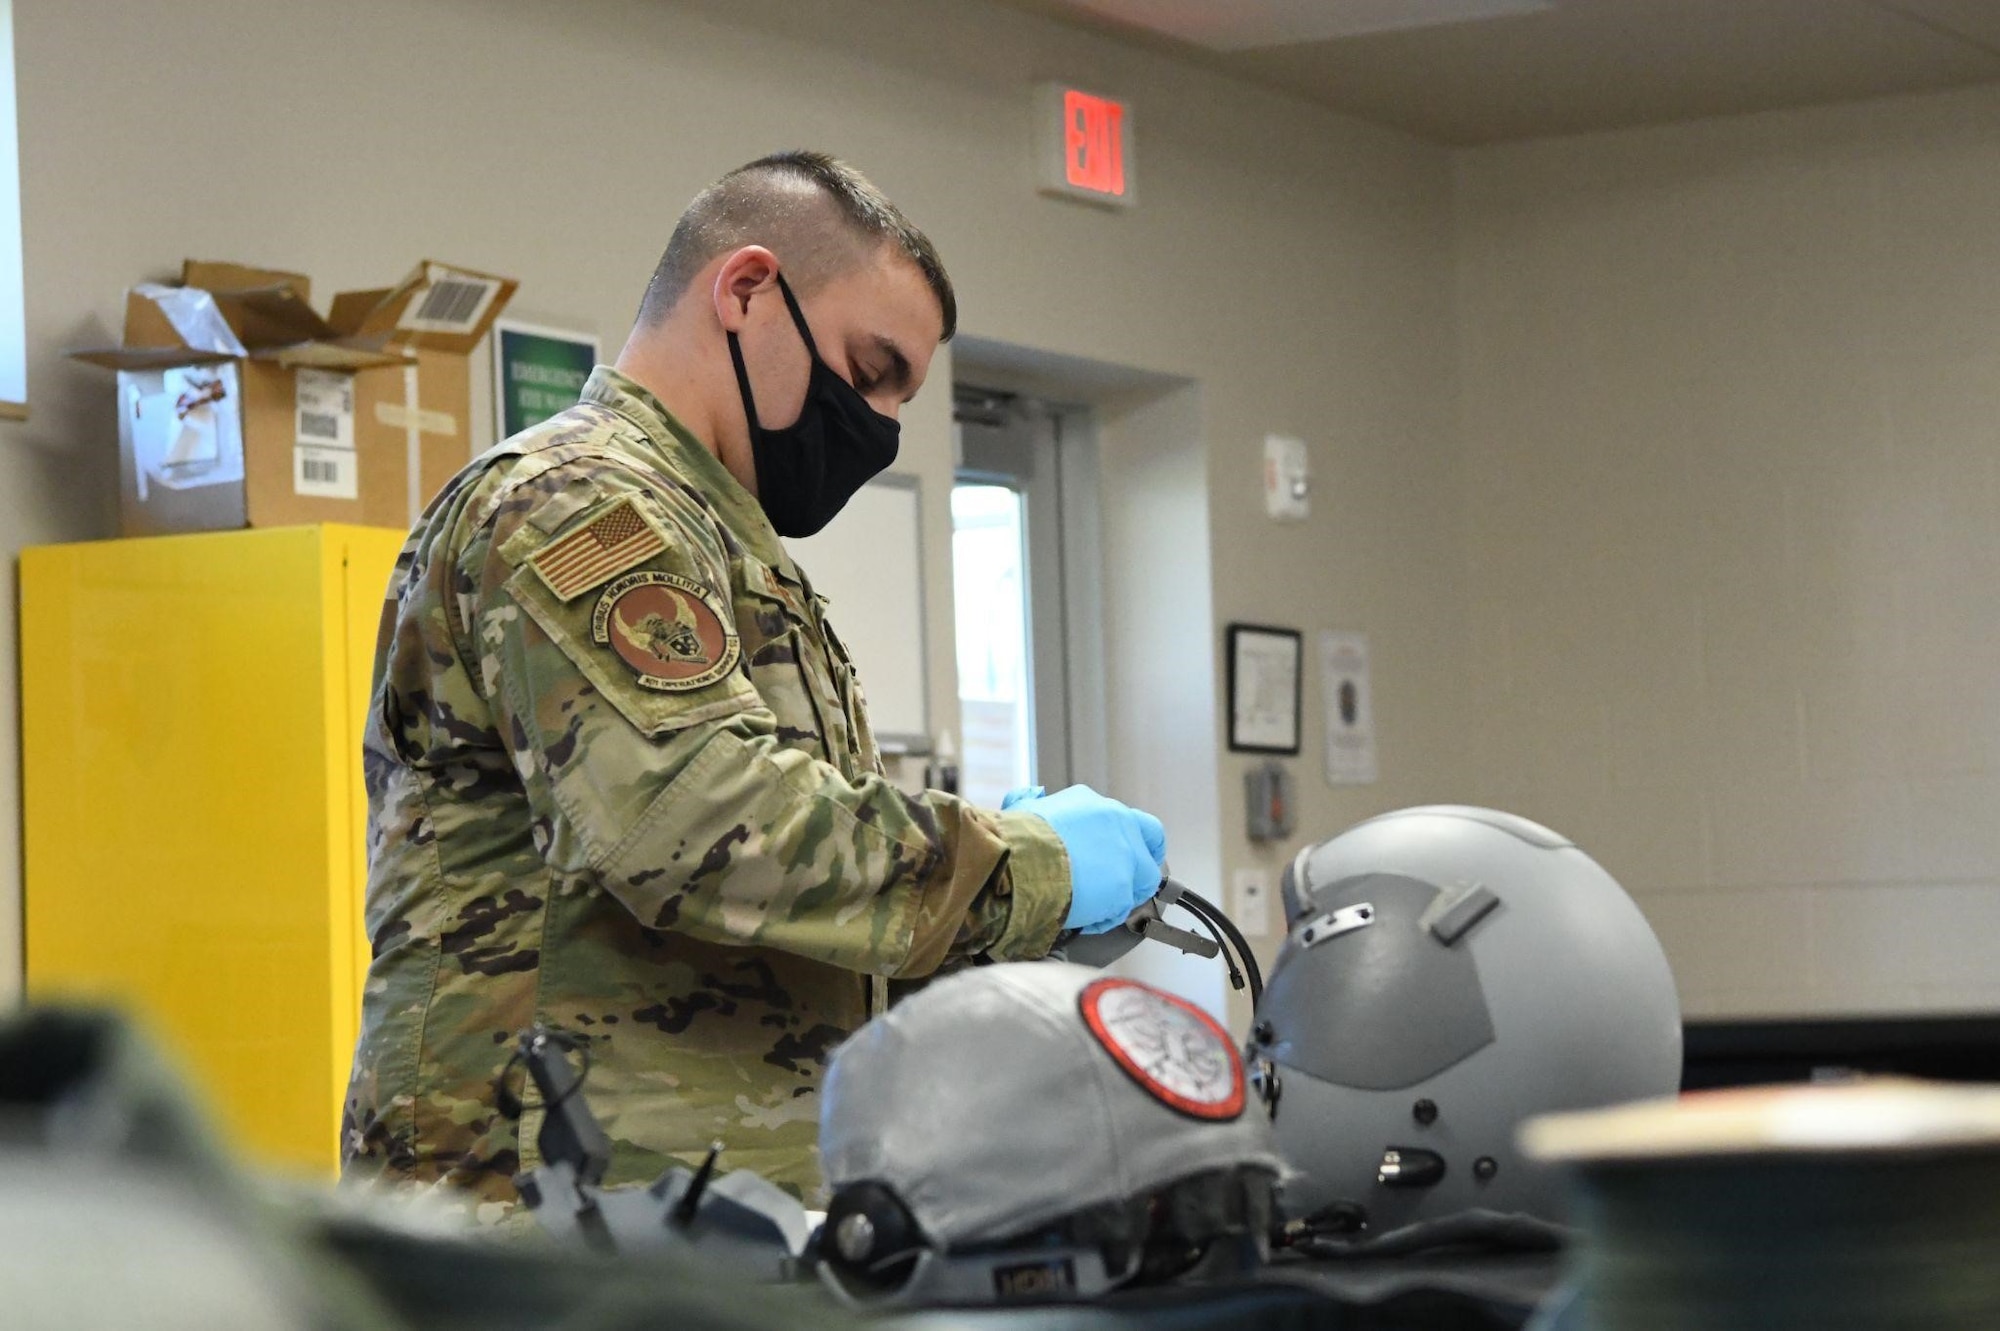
[[712, 246, 781, 333]]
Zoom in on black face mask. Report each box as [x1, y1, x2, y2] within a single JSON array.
[[727, 274, 901, 539]]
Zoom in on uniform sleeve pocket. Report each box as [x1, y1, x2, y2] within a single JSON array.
[[504, 561, 758, 738]]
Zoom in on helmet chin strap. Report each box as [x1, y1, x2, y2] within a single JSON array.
[[820, 1242, 1138, 1309], [1280, 1207, 1571, 1260]]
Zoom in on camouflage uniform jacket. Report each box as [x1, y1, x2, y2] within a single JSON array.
[[342, 367, 1071, 1215]]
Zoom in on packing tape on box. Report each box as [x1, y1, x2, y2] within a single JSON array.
[[372, 402, 457, 436], [402, 366, 422, 524], [379, 374, 459, 525]]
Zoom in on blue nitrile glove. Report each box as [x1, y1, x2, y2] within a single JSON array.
[[1001, 784, 1167, 935]]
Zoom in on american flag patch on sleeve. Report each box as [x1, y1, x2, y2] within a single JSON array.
[[528, 499, 670, 601]]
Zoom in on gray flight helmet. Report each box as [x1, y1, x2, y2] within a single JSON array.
[[818, 961, 1284, 1306], [1250, 806, 1681, 1233]]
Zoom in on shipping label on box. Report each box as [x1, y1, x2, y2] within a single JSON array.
[[395, 264, 506, 337], [292, 368, 358, 500]]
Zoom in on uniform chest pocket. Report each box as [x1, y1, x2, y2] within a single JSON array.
[[734, 558, 856, 773], [817, 613, 883, 776]]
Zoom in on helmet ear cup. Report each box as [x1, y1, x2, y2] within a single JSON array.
[[821, 1181, 925, 1291]]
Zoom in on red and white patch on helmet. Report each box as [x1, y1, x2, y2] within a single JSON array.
[[1079, 977, 1246, 1121]]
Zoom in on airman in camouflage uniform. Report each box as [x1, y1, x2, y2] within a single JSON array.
[[343, 152, 1173, 1218], [338, 151, 1119, 1216], [341, 365, 1072, 1214]]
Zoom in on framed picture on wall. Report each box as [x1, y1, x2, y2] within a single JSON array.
[[1226, 623, 1303, 755]]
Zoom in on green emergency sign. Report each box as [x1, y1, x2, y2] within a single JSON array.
[[494, 322, 599, 438]]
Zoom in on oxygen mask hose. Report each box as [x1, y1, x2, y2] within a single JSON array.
[[1052, 867, 1264, 1009], [1170, 883, 1263, 1008]]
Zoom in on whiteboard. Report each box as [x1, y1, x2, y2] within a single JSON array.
[[782, 474, 931, 752], [0, 0, 25, 409]]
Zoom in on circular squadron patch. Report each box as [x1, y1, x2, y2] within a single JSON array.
[[592, 571, 740, 692], [1079, 977, 1246, 1121]]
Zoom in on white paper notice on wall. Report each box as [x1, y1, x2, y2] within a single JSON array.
[[294, 368, 358, 500], [1320, 630, 1377, 785]]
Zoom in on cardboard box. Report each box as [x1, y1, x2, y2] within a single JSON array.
[[332, 262, 518, 527], [73, 259, 516, 535]]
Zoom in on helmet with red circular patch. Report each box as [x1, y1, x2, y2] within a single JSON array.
[[816, 961, 1283, 1307]]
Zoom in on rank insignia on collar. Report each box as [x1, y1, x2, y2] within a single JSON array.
[[530, 499, 669, 602]]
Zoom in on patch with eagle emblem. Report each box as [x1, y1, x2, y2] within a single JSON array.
[[591, 571, 740, 691]]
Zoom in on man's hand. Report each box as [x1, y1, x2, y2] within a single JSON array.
[[1000, 785, 1167, 935]]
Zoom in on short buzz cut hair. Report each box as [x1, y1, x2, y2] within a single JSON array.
[[638, 150, 956, 340]]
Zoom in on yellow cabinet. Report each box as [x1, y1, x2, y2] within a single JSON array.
[[21, 525, 405, 1177]]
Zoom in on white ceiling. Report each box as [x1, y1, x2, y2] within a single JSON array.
[[1059, 0, 1556, 50], [1008, 0, 2000, 144]]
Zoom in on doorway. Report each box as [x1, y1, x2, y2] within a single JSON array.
[[950, 386, 1099, 808], [949, 342, 1223, 1016]]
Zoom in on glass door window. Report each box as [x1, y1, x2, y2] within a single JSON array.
[[950, 482, 1034, 808]]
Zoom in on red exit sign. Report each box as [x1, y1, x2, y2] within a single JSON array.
[[1037, 84, 1136, 208]]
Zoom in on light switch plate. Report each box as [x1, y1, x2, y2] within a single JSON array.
[[1232, 867, 1273, 937], [1263, 434, 1309, 521]]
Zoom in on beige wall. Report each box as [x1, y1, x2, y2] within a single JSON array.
[[1455, 86, 2000, 1018], [0, 0, 1465, 999], [26, 1, 1985, 1026]]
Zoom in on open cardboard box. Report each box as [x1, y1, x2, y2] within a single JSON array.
[[73, 259, 517, 536]]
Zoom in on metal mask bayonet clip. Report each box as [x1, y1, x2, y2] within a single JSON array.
[[1291, 901, 1376, 950]]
